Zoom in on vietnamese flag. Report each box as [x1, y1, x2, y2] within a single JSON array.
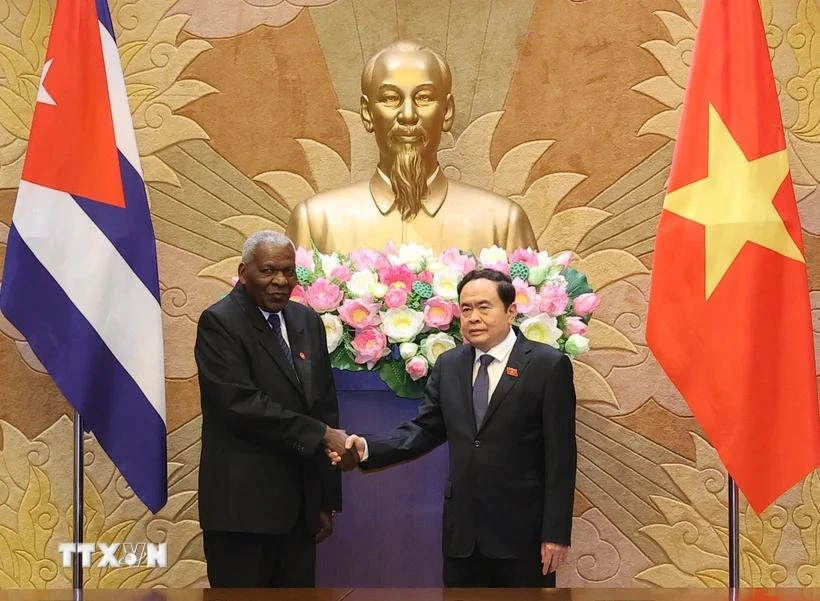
[[646, 0, 820, 513]]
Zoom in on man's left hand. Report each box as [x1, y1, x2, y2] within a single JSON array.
[[541, 542, 569, 575], [317, 511, 334, 543]]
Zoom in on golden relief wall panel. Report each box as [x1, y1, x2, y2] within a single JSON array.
[[0, 0, 818, 588]]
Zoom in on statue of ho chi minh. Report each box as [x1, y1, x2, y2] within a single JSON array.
[[286, 41, 538, 254]]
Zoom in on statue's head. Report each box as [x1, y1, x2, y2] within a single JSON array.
[[360, 41, 455, 220]]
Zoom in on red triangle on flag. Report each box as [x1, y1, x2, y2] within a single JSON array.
[[22, 0, 124, 208]]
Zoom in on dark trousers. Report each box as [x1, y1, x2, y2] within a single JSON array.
[[444, 547, 557, 588], [203, 525, 315, 588]]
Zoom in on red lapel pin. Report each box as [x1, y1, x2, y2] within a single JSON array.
[[298, 352, 307, 360], [506, 367, 518, 378]]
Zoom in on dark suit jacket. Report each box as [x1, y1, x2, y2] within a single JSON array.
[[364, 332, 576, 559], [195, 285, 341, 536]]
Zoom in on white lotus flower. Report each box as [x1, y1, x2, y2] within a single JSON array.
[[536, 250, 552, 267], [564, 333, 589, 355], [479, 245, 508, 266], [399, 342, 419, 360], [380, 308, 425, 343], [372, 283, 388, 299], [395, 243, 433, 271], [433, 268, 461, 301], [420, 332, 457, 365], [320, 314, 344, 353], [320, 252, 341, 276], [347, 270, 379, 298], [519, 313, 563, 348]]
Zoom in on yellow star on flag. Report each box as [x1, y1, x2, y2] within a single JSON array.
[[663, 103, 804, 298]]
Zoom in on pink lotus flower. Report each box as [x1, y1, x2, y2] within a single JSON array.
[[305, 278, 343, 313], [423, 297, 457, 329], [350, 248, 381, 271], [512, 278, 541, 317], [440, 248, 477, 274], [565, 316, 588, 336], [295, 247, 314, 271], [379, 265, 414, 290], [374, 254, 392, 271], [573, 293, 601, 316], [553, 251, 572, 268], [405, 356, 429, 381], [290, 284, 308, 305], [539, 284, 569, 317], [338, 299, 381, 329], [351, 327, 388, 367], [417, 270, 434, 284], [510, 248, 539, 267], [384, 287, 409, 309], [482, 261, 509, 274], [330, 264, 352, 282]]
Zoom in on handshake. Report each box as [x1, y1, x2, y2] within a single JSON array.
[[322, 427, 366, 471]]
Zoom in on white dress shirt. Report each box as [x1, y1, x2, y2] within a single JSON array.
[[361, 327, 518, 461], [472, 327, 518, 401], [259, 308, 291, 349]]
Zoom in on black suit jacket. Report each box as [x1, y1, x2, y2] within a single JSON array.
[[195, 285, 341, 535], [364, 332, 576, 559]]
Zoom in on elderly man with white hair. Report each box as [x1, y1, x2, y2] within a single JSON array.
[[194, 230, 353, 588]]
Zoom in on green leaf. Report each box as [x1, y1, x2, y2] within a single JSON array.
[[563, 267, 593, 297], [447, 322, 462, 340], [330, 345, 365, 372], [378, 360, 426, 399], [312, 244, 324, 276]]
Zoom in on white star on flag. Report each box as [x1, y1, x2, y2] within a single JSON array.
[[37, 58, 56, 105]]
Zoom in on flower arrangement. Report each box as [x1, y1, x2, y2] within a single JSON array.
[[289, 243, 600, 399]]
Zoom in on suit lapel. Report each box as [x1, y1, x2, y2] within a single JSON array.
[[457, 344, 478, 435], [232, 287, 303, 395], [478, 335, 531, 432], [283, 303, 313, 408]]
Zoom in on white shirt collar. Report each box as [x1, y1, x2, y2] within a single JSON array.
[[259, 308, 283, 322], [474, 327, 517, 365]]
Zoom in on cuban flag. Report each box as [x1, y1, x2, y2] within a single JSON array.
[[0, 0, 167, 512]]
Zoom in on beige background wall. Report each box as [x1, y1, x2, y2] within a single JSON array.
[[0, 0, 818, 588]]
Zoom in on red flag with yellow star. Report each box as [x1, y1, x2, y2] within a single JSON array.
[[646, 0, 820, 513]]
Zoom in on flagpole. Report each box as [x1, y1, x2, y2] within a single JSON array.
[[73, 410, 84, 591], [728, 474, 740, 588]]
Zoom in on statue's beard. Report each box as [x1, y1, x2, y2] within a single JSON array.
[[389, 130, 429, 221]]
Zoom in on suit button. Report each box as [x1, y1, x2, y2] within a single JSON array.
[[474, 440, 480, 448]]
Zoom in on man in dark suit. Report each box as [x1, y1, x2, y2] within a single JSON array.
[[195, 230, 353, 588], [331, 268, 577, 587]]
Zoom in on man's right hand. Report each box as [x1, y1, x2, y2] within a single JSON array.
[[322, 427, 349, 455], [327, 434, 366, 471]]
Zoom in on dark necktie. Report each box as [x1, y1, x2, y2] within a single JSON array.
[[472, 354, 495, 428], [267, 313, 295, 370]]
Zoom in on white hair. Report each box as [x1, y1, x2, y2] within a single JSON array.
[[241, 230, 294, 263]]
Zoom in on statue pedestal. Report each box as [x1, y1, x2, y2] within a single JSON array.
[[316, 370, 448, 586]]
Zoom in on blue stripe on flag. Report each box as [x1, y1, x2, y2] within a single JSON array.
[[0, 226, 167, 512], [95, 0, 115, 39], [73, 153, 160, 301]]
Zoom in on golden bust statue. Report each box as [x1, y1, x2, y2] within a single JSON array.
[[286, 41, 538, 254]]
